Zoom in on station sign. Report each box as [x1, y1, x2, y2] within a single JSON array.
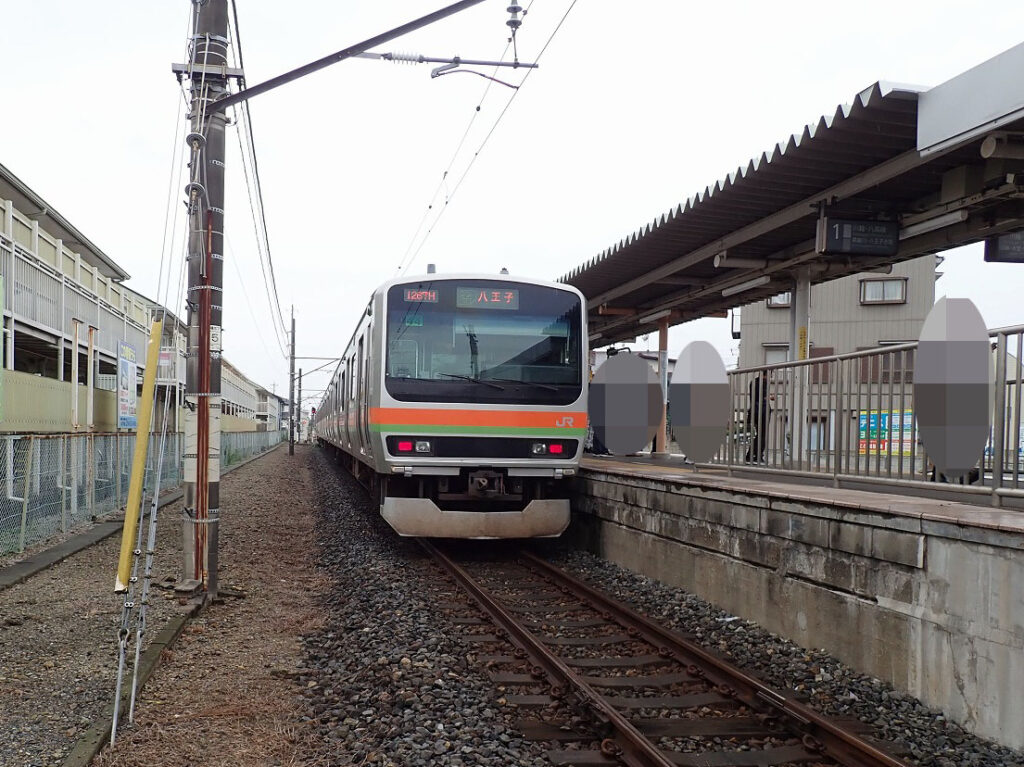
[[983, 231, 1024, 263], [816, 217, 900, 257]]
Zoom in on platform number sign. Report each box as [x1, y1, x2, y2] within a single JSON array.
[[816, 217, 900, 257]]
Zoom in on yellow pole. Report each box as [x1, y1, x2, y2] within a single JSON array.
[[114, 319, 162, 592]]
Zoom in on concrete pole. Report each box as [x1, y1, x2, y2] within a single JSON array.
[[298, 369, 303, 444], [289, 309, 295, 456], [654, 318, 670, 456], [790, 267, 811, 469], [182, 0, 228, 597]]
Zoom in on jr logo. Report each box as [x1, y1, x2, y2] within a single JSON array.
[[554, 416, 575, 427]]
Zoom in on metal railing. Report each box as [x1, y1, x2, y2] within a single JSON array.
[[0, 429, 283, 555], [696, 324, 1024, 507]]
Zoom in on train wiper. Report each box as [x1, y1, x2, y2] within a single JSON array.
[[437, 373, 506, 390], [482, 377, 559, 392]]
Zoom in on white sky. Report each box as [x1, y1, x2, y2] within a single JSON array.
[[3, 1, 1024, 405]]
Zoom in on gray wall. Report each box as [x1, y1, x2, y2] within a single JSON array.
[[737, 255, 937, 368]]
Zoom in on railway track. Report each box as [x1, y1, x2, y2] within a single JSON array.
[[423, 541, 909, 767]]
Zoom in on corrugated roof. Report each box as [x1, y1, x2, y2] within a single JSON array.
[[561, 82, 920, 288], [0, 160, 130, 280], [559, 80, 1024, 345]]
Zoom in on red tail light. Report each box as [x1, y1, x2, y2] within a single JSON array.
[[397, 440, 414, 452], [549, 443, 564, 455]]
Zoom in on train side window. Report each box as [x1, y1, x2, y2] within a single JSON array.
[[341, 372, 346, 409]]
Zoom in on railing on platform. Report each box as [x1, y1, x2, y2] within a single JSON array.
[[697, 324, 1024, 507], [0, 429, 283, 555]]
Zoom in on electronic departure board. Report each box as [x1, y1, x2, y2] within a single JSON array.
[[404, 288, 438, 302], [456, 287, 520, 310]]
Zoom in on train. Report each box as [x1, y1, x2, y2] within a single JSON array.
[[313, 273, 588, 538]]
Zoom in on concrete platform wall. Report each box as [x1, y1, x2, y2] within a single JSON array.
[[572, 469, 1024, 748]]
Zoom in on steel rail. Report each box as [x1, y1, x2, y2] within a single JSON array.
[[521, 551, 909, 767], [421, 540, 676, 767]]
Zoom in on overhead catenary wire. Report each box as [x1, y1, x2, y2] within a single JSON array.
[[398, 0, 578, 275], [393, 4, 534, 275]]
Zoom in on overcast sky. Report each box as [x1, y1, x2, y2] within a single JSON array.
[[3, 1, 1024, 404]]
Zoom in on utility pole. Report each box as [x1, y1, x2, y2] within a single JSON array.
[[172, 0, 502, 598], [289, 307, 295, 456], [182, 0, 228, 599], [298, 369, 303, 444]]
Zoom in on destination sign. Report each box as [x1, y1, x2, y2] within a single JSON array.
[[404, 288, 438, 302], [816, 217, 900, 257], [456, 287, 520, 310], [984, 231, 1024, 263]]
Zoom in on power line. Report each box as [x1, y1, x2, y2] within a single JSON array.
[[393, 27, 522, 274], [224, 235, 277, 361], [227, 0, 290, 359], [400, 0, 578, 274]]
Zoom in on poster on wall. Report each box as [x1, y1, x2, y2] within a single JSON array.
[[858, 410, 915, 456], [117, 341, 138, 429]]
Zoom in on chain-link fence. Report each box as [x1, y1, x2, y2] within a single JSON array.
[[0, 429, 283, 555]]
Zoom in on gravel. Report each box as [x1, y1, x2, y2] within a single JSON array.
[[301, 447, 551, 766], [0, 496, 190, 767], [548, 547, 1024, 767], [93, 444, 326, 767]]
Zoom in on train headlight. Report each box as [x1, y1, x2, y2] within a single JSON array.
[[531, 442, 548, 455], [415, 440, 432, 453]]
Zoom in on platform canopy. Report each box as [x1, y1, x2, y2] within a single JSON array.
[[562, 42, 1024, 347]]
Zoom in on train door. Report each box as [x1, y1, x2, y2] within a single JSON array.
[[339, 370, 346, 444], [356, 336, 365, 454], [361, 327, 373, 452], [346, 353, 355, 448]]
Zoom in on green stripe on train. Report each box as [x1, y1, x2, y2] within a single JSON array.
[[370, 423, 587, 437]]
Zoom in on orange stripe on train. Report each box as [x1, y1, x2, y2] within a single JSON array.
[[369, 408, 587, 428]]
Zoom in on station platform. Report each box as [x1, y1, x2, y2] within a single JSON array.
[[574, 455, 1024, 750]]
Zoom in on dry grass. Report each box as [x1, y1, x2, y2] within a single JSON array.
[[93, 446, 331, 767]]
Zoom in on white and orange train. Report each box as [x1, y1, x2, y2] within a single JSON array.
[[312, 273, 588, 538]]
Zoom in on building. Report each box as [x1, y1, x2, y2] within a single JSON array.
[[734, 255, 937, 465], [736, 255, 937, 367], [0, 160, 278, 434]]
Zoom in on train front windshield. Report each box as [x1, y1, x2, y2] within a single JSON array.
[[385, 281, 583, 405]]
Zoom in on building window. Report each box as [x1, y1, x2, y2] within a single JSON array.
[[764, 345, 788, 365], [809, 346, 834, 384], [766, 291, 791, 308], [879, 341, 914, 384], [860, 278, 907, 305]]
